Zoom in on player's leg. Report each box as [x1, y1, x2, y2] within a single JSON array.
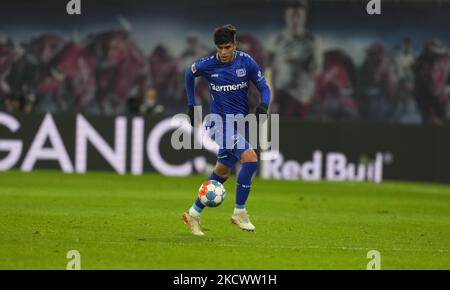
[[183, 156, 233, 236], [189, 161, 231, 217], [231, 148, 258, 231], [236, 148, 258, 208]]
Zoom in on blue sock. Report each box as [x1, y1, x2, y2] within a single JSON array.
[[208, 171, 228, 184], [236, 162, 258, 209], [191, 171, 229, 214], [193, 198, 205, 214]]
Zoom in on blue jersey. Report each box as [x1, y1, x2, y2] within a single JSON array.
[[185, 50, 271, 118]]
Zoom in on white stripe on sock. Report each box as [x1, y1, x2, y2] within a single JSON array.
[[189, 207, 201, 217]]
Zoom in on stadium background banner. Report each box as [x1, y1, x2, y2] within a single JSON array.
[[1, 0, 450, 125], [1, 0, 450, 182], [1, 112, 450, 184]]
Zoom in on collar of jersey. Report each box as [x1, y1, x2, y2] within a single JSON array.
[[216, 51, 237, 64]]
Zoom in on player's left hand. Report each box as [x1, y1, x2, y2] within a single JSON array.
[[255, 103, 269, 117], [255, 104, 269, 131]]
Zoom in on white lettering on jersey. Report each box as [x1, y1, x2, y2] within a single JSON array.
[[210, 82, 248, 92]]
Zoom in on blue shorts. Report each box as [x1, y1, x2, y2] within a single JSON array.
[[210, 126, 251, 168]]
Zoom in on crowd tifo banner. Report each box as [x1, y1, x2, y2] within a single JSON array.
[[1, 112, 450, 183], [1, 0, 450, 125]]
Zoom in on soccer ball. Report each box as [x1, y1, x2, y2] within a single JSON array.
[[198, 180, 226, 207]]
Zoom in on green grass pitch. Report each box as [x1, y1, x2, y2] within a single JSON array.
[[1, 170, 449, 270]]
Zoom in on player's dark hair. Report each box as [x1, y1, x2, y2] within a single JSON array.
[[214, 24, 237, 46], [286, 0, 308, 11]]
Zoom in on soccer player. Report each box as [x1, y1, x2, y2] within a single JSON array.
[[182, 24, 271, 236]]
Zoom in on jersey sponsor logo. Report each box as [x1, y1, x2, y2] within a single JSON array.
[[210, 82, 248, 92], [236, 68, 247, 77], [191, 63, 197, 74]]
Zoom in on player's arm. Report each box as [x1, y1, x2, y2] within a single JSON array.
[[185, 62, 202, 126], [248, 58, 271, 116]]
